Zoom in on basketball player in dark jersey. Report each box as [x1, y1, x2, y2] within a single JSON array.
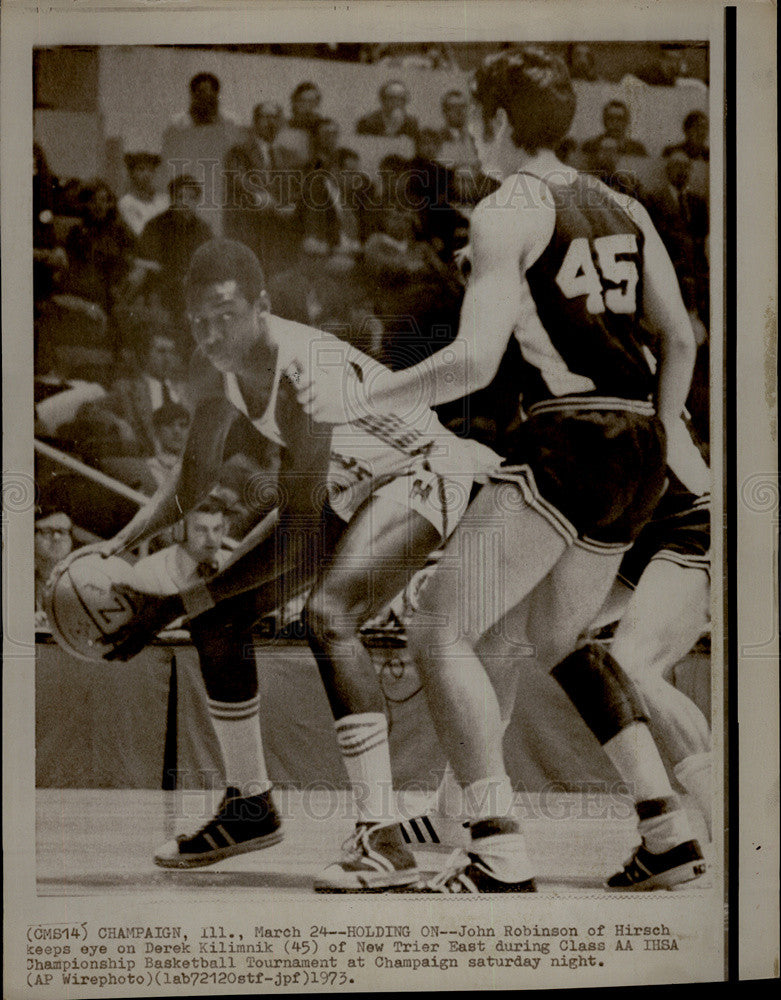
[[297, 46, 705, 892]]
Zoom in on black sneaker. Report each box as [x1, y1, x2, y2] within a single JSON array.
[[418, 850, 537, 893], [314, 822, 419, 892], [606, 839, 706, 891], [155, 787, 283, 869]]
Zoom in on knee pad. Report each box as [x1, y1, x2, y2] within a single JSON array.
[[551, 643, 649, 745]]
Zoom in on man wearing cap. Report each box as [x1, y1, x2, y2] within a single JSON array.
[[118, 152, 169, 238]]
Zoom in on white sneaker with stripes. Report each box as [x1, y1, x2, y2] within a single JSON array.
[[314, 821, 419, 892]]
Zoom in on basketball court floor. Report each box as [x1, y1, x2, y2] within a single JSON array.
[[36, 788, 713, 897]]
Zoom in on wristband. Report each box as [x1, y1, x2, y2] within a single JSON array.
[[181, 580, 216, 619]]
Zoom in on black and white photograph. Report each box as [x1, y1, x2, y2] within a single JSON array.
[[2, 0, 777, 994]]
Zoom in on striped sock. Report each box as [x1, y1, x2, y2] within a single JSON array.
[[637, 796, 695, 854], [335, 712, 394, 824], [207, 696, 272, 799]]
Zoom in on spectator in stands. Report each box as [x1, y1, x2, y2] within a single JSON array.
[[663, 110, 709, 162], [568, 43, 599, 81], [147, 401, 190, 489], [584, 136, 644, 200], [63, 180, 135, 318], [118, 152, 168, 238], [333, 147, 378, 245], [136, 175, 212, 327], [35, 510, 75, 618], [363, 207, 463, 368], [161, 72, 242, 237], [274, 81, 325, 169], [102, 326, 190, 457], [375, 153, 411, 211], [134, 498, 228, 595], [356, 80, 420, 139], [298, 119, 362, 255], [33, 143, 68, 307], [406, 128, 467, 260], [581, 100, 648, 159], [646, 147, 709, 326], [223, 101, 300, 276], [436, 90, 472, 146], [55, 400, 138, 464], [269, 244, 361, 328]]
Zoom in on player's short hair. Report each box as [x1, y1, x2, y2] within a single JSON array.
[[472, 45, 576, 152], [185, 239, 266, 306], [152, 402, 190, 430]]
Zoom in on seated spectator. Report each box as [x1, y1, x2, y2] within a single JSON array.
[[568, 43, 598, 81], [207, 452, 277, 541], [146, 401, 190, 489], [117, 152, 168, 238], [35, 510, 75, 620], [436, 90, 473, 148], [33, 143, 67, 308], [581, 100, 648, 160], [102, 326, 190, 457], [134, 498, 228, 599], [224, 101, 301, 276], [333, 148, 379, 245], [376, 153, 412, 211], [161, 72, 242, 237], [55, 401, 138, 464], [356, 80, 420, 139], [663, 110, 709, 162], [63, 180, 135, 318], [646, 148, 709, 326], [136, 175, 212, 328], [363, 207, 463, 369], [298, 119, 362, 255], [584, 136, 644, 200], [274, 81, 325, 169], [268, 246, 362, 328], [406, 128, 468, 260]]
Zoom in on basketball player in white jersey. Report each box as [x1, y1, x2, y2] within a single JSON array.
[[59, 238, 494, 879], [296, 46, 706, 892]]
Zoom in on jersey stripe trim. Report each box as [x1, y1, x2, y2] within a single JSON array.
[[525, 396, 655, 418], [488, 463, 578, 546]]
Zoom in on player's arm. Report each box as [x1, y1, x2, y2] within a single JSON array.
[[294, 189, 541, 423], [631, 199, 698, 434]]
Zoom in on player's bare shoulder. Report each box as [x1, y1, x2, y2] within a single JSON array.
[[470, 173, 556, 270]]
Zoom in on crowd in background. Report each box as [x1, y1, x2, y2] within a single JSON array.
[[33, 52, 711, 588]]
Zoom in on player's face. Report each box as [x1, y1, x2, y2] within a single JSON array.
[[184, 512, 224, 564], [188, 280, 268, 372]]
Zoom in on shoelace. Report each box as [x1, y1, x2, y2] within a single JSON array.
[[175, 793, 233, 843], [337, 825, 372, 863], [424, 849, 473, 891]]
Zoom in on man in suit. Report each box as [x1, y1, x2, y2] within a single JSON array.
[[103, 326, 190, 456], [224, 101, 300, 277], [581, 99, 648, 159], [356, 80, 420, 139]]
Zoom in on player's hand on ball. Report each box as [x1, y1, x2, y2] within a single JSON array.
[[99, 585, 184, 661], [47, 537, 122, 587]]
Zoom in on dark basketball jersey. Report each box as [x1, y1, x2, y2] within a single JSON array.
[[516, 171, 655, 411]]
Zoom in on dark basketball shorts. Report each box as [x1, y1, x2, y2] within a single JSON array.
[[489, 397, 667, 554], [618, 475, 711, 588]]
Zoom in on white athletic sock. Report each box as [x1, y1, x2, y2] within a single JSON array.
[[335, 713, 395, 824], [435, 763, 466, 819], [674, 752, 712, 839], [603, 721, 677, 802], [637, 798, 695, 855], [462, 775, 515, 823], [207, 696, 272, 799], [471, 830, 534, 883]]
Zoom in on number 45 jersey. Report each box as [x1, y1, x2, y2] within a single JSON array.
[[515, 171, 655, 411]]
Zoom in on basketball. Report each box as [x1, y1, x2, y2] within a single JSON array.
[[43, 552, 142, 662]]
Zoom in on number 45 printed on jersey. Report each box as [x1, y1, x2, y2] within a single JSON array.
[[556, 235, 639, 315]]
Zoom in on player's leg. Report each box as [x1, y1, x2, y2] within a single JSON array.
[[304, 492, 442, 891], [407, 481, 568, 891], [609, 558, 712, 833], [154, 589, 283, 868]]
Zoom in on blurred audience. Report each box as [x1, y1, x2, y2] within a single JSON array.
[[568, 43, 598, 81], [134, 498, 228, 596], [298, 119, 362, 255], [356, 80, 420, 139], [136, 175, 212, 329], [118, 152, 168, 238], [146, 401, 190, 488], [275, 81, 325, 169], [224, 100, 300, 275], [63, 180, 135, 319], [406, 129, 468, 260], [585, 136, 644, 200], [663, 110, 709, 162], [101, 326, 190, 457], [34, 510, 75, 618], [581, 100, 648, 159]]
